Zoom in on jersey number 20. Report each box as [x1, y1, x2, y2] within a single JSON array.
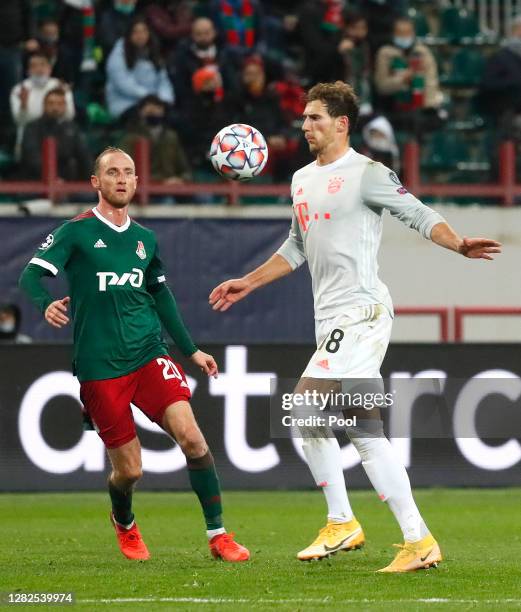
[[157, 357, 183, 380]]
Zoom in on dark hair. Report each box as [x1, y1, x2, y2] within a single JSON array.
[[138, 94, 166, 110], [394, 16, 414, 28], [44, 87, 66, 102], [124, 17, 163, 71], [93, 146, 133, 176], [344, 11, 366, 28], [28, 51, 51, 64], [306, 81, 359, 132]]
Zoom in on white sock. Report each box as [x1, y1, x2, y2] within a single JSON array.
[[207, 527, 226, 541], [301, 437, 354, 523], [116, 519, 135, 530], [350, 435, 429, 542]]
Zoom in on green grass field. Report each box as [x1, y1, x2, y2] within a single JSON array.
[[2, 489, 521, 611]]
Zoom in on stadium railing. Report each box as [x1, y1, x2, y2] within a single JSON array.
[[2, 138, 521, 206], [395, 307, 450, 342], [454, 306, 521, 341]]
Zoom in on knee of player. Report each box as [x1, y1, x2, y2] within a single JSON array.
[[178, 430, 207, 459], [116, 464, 143, 483]]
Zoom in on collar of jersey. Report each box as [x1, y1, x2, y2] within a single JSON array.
[[92, 206, 131, 232], [314, 147, 353, 171]]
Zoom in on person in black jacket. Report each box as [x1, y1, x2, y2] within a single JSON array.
[[169, 17, 238, 108], [19, 87, 92, 182], [478, 16, 521, 135]]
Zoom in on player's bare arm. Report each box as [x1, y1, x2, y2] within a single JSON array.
[[44, 296, 70, 328], [430, 222, 502, 260], [209, 254, 293, 312], [190, 349, 218, 378]]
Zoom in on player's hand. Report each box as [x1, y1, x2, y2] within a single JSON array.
[[45, 296, 70, 328], [458, 237, 502, 260], [209, 278, 251, 312], [190, 350, 218, 378]]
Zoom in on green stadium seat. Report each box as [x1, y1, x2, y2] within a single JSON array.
[[421, 131, 471, 170], [441, 48, 485, 87], [408, 7, 430, 37], [439, 7, 480, 42]]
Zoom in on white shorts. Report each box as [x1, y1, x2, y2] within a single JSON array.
[[302, 304, 393, 379]]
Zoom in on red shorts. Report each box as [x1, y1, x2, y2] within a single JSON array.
[[80, 355, 191, 449]]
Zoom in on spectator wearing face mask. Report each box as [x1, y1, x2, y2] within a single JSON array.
[[120, 94, 191, 185], [10, 52, 75, 157], [374, 16, 442, 131], [0, 303, 32, 344], [10, 53, 75, 128], [361, 115, 400, 172]]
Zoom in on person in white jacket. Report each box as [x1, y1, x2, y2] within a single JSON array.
[[10, 51, 75, 156]]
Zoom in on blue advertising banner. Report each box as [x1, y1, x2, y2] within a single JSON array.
[[0, 216, 314, 343]]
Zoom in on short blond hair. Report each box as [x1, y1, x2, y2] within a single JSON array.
[[93, 147, 133, 176]]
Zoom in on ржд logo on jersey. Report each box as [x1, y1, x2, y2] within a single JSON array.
[[39, 234, 54, 250], [97, 268, 143, 292]]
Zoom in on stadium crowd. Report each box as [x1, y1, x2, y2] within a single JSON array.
[[0, 0, 520, 197]]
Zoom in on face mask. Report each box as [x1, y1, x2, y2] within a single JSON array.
[[115, 2, 135, 14], [393, 36, 414, 50], [41, 35, 59, 44], [145, 115, 164, 126], [367, 135, 391, 152], [0, 320, 15, 334], [30, 74, 50, 88]]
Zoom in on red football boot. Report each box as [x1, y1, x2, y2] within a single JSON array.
[[110, 513, 150, 560], [209, 532, 250, 562]]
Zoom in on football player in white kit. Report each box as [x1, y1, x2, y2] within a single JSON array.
[[209, 82, 501, 572]]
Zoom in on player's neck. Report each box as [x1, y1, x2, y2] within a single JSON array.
[[96, 201, 129, 227], [316, 140, 350, 167]]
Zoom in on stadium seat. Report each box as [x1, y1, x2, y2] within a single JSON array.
[[439, 7, 480, 42], [441, 48, 485, 87], [421, 131, 471, 170], [407, 7, 430, 38]]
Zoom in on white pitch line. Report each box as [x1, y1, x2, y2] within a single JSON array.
[[78, 597, 521, 605]]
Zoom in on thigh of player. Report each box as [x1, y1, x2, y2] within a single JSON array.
[[80, 372, 139, 449], [133, 355, 207, 457], [303, 304, 393, 380]]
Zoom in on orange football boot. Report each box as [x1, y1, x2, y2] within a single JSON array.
[[110, 512, 150, 560], [209, 532, 250, 562]]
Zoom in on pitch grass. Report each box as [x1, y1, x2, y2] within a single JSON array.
[[2, 489, 521, 611]]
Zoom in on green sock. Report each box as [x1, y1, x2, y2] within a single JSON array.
[[187, 451, 223, 530], [108, 480, 134, 526]]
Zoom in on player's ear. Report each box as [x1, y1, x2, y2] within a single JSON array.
[[337, 115, 349, 133], [90, 174, 100, 190]]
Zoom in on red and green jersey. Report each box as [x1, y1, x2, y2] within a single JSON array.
[[28, 208, 171, 381]]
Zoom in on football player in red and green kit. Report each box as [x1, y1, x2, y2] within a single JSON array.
[[19, 147, 249, 562]]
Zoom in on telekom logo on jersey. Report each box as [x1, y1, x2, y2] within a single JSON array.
[[97, 268, 143, 291], [294, 202, 331, 232]]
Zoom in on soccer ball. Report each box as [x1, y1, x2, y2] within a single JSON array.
[[209, 123, 268, 181]]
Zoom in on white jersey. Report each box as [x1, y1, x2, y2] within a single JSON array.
[[277, 148, 445, 320]]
